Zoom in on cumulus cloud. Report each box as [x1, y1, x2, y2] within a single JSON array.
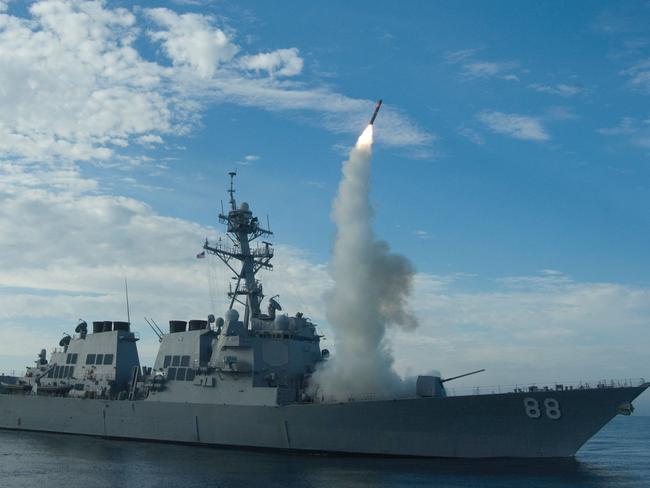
[[0, 164, 330, 363], [239, 48, 303, 77], [0, 1, 432, 163], [0, 0, 174, 161], [0, 163, 648, 412], [528, 83, 586, 97], [477, 111, 550, 141], [145, 8, 239, 78]]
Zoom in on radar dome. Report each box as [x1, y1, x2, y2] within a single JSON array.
[[240, 202, 250, 212], [225, 309, 239, 323]]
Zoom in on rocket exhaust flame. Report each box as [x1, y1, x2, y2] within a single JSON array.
[[357, 124, 373, 146], [310, 100, 419, 401]]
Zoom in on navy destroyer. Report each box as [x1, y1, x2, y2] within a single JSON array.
[[0, 173, 647, 458]]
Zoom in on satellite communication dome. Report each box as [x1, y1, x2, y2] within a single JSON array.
[[240, 202, 250, 212], [225, 309, 239, 323]]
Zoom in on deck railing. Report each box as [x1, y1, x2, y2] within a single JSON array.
[[314, 377, 647, 404]]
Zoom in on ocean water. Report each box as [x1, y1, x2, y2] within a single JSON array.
[[0, 416, 648, 488]]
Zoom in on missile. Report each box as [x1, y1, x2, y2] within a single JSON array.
[[369, 99, 382, 125]]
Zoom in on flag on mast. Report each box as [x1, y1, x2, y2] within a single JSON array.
[[196, 251, 206, 259]]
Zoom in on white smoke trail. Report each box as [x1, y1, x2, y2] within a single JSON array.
[[311, 125, 419, 401]]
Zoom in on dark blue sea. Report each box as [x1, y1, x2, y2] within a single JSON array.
[[0, 416, 648, 488]]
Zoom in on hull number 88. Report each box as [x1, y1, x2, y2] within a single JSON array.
[[523, 397, 562, 420]]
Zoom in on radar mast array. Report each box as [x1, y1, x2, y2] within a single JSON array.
[[203, 172, 274, 327]]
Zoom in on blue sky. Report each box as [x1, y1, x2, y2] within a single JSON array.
[[97, 0, 650, 284], [0, 1, 648, 411]]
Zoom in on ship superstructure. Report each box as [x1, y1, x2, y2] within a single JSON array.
[[0, 175, 647, 458]]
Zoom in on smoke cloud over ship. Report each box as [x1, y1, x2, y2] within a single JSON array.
[[311, 119, 419, 401]]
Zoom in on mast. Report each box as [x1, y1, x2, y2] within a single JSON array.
[[203, 172, 274, 327]]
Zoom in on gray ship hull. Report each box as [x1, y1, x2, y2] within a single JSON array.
[[1, 385, 646, 458]]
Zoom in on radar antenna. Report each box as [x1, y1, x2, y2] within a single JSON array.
[[228, 171, 237, 211], [203, 173, 274, 328]]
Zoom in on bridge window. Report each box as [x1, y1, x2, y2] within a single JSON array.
[[66, 354, 72, 364], [86, 354, 96, 365], [71, 353, 78, 364], [103, 354, 114, 365], [95, 354, 104, 365], [167, 367, 177, 381], [163, 355, 172, 368], [186, 369, 195, 382], [56, 366, 63, 379], [172, 355, 180, 367], [176, 368, 187, 381], [181, 355, 190, 367], [47, 368, 54, 378]]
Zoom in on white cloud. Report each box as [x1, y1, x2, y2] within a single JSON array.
[[0, 166, 647, 411], [145, 8, 239, 79], [620, 59, 650, 93], [477, 111, 550, 141], [457, 126, 485, 145], [597, 117, 639, 135], [394, 271, 650, 405], [142, 8, 431, 147], [598, 116, 650, 148], [445, 49, 519, 81], [239, 48, 303, 77], [444, 48, 480, 64], [528, 83, 586, 97], [0, 0, 175, 161], [0, 2, 432, 162], [137, 134, 164, 145], [462, 61, 518, 80], [235, 154, 260, 165]]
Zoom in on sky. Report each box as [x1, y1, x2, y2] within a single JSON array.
[[0, 1, 649, 412]]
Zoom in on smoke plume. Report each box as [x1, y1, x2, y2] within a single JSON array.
[[311, 125, 419, 401]]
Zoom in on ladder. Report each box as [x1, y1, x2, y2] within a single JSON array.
[[128, 365, 140, 401]]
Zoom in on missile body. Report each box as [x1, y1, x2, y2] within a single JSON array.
[[369, 99, 382, 125]]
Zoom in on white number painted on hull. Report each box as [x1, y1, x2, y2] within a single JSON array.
[[523, 397, 562, 419], [544, 398, 562, 419], [523, 397, 541, 418]]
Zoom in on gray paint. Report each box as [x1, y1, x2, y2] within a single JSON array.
[[1, 176, 647, 458], [0, 385, 646, 457]]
